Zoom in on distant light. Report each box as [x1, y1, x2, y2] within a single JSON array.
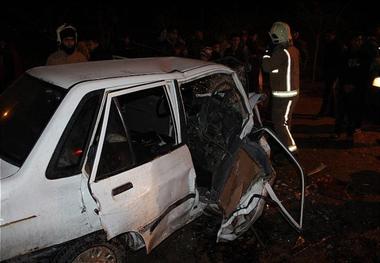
[[2, 110, 9, 118], [373, 77, 380, 88]]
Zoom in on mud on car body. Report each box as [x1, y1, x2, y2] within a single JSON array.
[[0, 57, 304, 262]]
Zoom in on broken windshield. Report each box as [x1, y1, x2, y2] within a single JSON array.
[[0, 74, 66, 166], [180, 73, 248, 188]]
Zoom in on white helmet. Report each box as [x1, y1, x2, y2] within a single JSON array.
[[56, 23, 77, 45], [269, 21, 292, 44]]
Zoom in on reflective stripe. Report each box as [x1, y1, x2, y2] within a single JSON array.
[[284, 100, 296, 148], [263, 55, 271, 58], [288, 145, 298, 152], [271, 69, 279, 73], [283, 49, 291, 91], [272, 90, 298, 97]]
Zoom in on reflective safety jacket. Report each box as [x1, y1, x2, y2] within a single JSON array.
[[262, 45, 300, 98]]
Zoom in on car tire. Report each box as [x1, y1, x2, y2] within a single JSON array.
[[53, 234, 127, 263]]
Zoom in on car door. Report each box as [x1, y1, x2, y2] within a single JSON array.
[[213, 75, 305, 242], [178, 71, 265, 241], [84, 81, 197, 252]]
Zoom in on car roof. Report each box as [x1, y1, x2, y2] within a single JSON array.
[[27, 57, 221, 89]]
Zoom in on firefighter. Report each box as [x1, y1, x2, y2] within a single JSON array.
[[262, 21, 300, 153]]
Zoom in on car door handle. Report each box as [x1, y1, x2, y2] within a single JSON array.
[[112, 182, 133, 196]]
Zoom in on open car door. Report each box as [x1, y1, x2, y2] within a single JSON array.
[[84, 82, 198, 252], [214, 129, 305, 242]]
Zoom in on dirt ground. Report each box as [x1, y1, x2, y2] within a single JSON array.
[[127, 81, 380, 263]]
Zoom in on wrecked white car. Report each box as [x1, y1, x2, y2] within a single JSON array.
[[0, 57, 304, 262]]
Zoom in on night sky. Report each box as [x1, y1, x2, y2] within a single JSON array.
[[4, 1, 378, 32], [2, 1, 379, 69]]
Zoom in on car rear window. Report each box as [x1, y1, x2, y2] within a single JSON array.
[[0, 74, 66, 166]]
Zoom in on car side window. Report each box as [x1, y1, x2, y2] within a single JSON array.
[[95, 86, 176, 181], [46, 92, 101, 179], [96, 99, 134, 181]]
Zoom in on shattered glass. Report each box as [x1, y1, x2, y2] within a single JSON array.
[[180, 74, 247, 188]]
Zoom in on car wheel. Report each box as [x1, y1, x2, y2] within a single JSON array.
[[53, 235, 126, 263]]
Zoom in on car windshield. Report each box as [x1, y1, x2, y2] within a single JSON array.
[[0, 74, 66, 166]]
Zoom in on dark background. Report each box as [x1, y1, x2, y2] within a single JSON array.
[[1, 1, 379, 74]]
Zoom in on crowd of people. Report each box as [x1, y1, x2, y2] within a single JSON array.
[[317, 28, 380, 139], [43, 24, 276, 94]]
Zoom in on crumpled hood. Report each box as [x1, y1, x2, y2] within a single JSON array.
[[0, 158, 20, 179]]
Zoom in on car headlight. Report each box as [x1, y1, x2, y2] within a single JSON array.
[[373, 77, 380, 88]]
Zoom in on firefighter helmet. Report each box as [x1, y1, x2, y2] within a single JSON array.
[[56, 23, 77, 45], [269, 21, 292, 44]]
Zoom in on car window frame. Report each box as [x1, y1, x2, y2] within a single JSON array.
[[87, 81, 181, 183], [46, 90, 103, 180]]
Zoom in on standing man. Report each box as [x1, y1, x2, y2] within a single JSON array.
[[317, 30, 343, 117], [262, 21, 300, 153], [46, 24, 87, 65]]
